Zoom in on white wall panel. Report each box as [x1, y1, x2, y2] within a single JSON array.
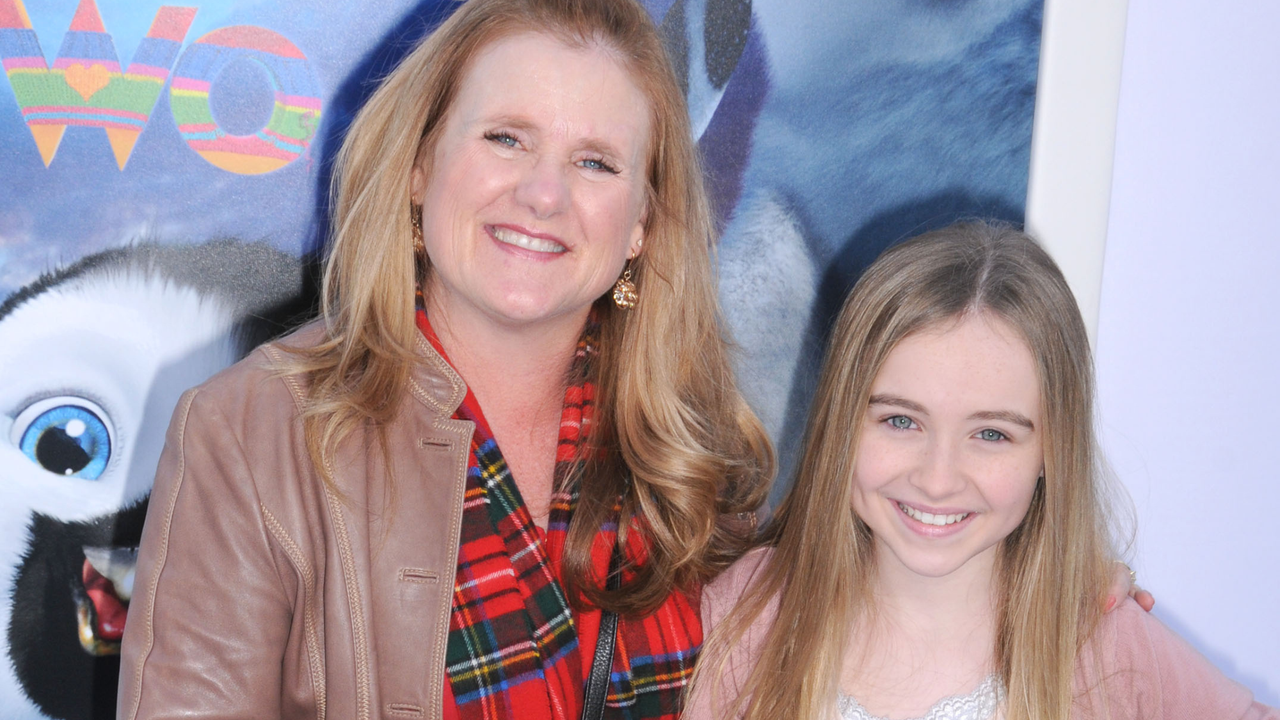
[[1097, 0, 1280, 702]]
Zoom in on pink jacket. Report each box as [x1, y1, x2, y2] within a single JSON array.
[[685, 548, 1277, 720]]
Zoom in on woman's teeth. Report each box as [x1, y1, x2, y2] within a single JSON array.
[[898, 502, 969, 526], [492, 227, 565, 253]]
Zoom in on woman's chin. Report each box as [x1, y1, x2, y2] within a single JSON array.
[[477, 297, 594, 331]]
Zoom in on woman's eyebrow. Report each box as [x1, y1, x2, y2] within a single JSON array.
[[867, 394, 927, 414], [578, 138, 625, 161], [968, 410, 1035, 430], [483, 115, 537, 133]]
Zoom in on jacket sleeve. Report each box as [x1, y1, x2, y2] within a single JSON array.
[[1083, 599, 1279, 719], [118, 387, 295, 720]]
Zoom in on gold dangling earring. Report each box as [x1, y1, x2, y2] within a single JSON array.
[[410, 203, 425, 256], [410, 203, 426, 307], [612, 260, 638, 310]]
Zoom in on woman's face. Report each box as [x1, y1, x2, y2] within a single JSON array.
[[411, 31, 650, 332], [851, 313, 1044, 583]]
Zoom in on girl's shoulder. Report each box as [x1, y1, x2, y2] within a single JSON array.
[[687, 548, 779, 720], [702, 547, 776, 630], [1079, 598, 1277, 719]]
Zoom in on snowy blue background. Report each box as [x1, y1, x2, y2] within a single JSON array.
[[0, 0, 1041, 302]]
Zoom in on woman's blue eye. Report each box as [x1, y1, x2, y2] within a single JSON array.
[[888, 415, 914, 430], [978, 429, 1007, 442], [485, 131, 517, 147], [580, 157, 618, 173], [12, 398, 113, 480]]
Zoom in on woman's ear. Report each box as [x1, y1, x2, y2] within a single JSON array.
[[410, 163, 426, 203], [628, 199, 647, 259]]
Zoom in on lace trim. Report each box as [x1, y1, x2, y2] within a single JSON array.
[[837, 675, 1004, 720]]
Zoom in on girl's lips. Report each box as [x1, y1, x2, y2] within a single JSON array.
[[893, 500, 977, 536]]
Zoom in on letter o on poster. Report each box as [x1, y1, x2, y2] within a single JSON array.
[[169, 26, 323, 175]]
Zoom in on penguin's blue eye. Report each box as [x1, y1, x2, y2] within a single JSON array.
[[11, 397, 113, 480]]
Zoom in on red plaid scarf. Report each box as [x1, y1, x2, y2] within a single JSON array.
[[418, 311, 701, 720]]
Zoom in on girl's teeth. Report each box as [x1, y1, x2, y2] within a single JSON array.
[[897, 502, 969, 526], [492, 227, 565, 253]]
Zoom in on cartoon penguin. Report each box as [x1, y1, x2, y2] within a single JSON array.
[[0, 240, 307, 720]]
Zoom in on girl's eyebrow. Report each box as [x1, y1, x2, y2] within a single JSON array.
[[969, 410, 1035, 430], [868, 394, 927, 414], [869, 395, 1035, 430]]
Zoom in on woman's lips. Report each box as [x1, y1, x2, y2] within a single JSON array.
[[488, 225, 566, 254]]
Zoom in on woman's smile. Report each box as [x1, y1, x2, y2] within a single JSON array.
[[488, 224, 567, 255]]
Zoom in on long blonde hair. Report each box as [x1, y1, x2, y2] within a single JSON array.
[[695, 221, 1113, 719], [285, 0, 773, 616]]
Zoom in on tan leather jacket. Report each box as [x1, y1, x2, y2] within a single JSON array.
[[118, 322, 475, 720]]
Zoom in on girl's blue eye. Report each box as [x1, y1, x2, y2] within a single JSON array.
[[978, 429, 1007, 442], [11, 397, 113, 480], [888, 415, 914, 430]]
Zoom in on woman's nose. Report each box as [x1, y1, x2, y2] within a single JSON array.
[[513, 155, 570, 218]]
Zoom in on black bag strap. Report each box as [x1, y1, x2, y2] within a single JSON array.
[[580, 543, 623, 720]]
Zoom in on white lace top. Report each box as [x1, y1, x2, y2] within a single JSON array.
[[837, 675, 1004, 720]]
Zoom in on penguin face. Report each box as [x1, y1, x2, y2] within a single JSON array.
[[0, 242, 303, 720]]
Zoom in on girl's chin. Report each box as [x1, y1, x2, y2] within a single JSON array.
[[874, 535, 1002, 582]]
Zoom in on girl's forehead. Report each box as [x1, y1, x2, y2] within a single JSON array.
[[871, 314, 1040, 414]]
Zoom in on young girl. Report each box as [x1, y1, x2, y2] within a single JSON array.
[[685, 221, 1276, 720]]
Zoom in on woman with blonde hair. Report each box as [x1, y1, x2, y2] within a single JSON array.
[[686, 221, 1276, 720], [118, 0, 770, 718]]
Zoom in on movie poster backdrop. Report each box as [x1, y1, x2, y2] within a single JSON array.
[[0, 0, 1041, 716]]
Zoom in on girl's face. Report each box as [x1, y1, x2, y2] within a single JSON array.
[[851, 312, 1044, 582]]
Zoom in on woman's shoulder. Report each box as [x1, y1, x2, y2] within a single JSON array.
[[188, 320, 326, 411], [1078, 598, 1277, 719]]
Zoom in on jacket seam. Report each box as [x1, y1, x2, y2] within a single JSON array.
[[408, 334, 466, 414], [323, 473, 372, 720], [429, 417, 473, 720], [121, 390, 196, 720], [262, 505, 327, 720], [261, 343, 308, 412]]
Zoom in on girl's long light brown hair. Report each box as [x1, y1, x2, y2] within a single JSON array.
[[694, 221, 1114, 718], [284, 0, 773, 616]]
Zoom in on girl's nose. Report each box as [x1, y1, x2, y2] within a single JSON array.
[[910, 440, 967, 500]]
